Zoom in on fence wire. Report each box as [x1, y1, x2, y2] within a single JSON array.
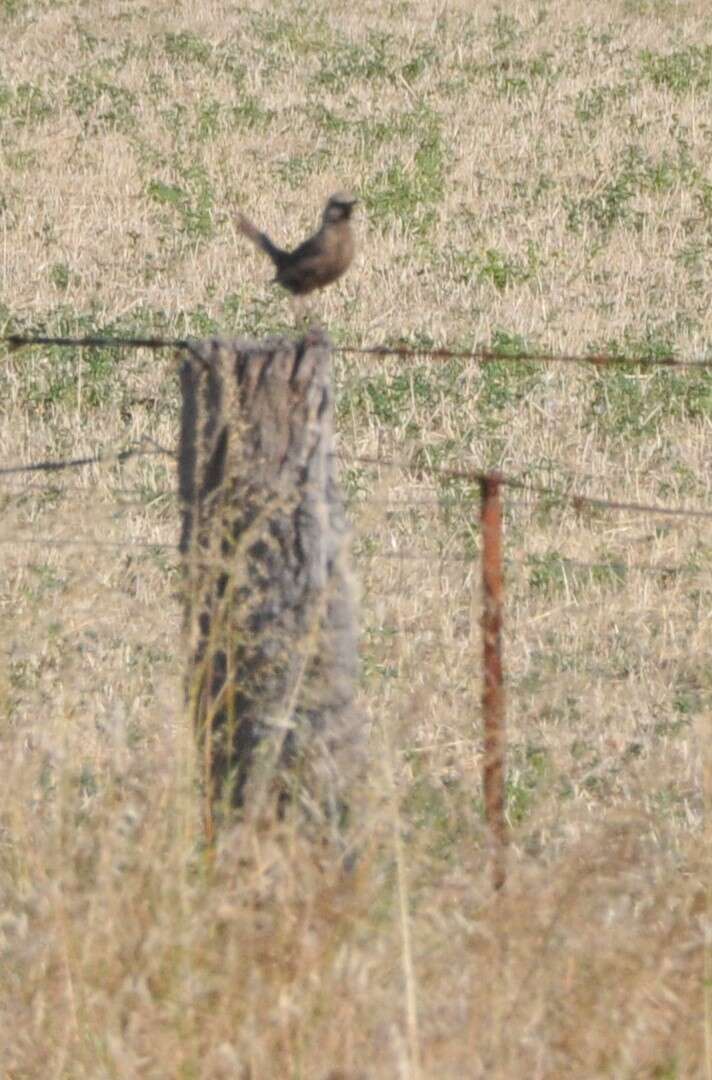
[[2, 436, 708, 524], [3, 332, 712, 369], [0, 438, 174, 477], [342, 455, 712, 521], [4, 443, 710, 520], [1, 334, 709, 590]]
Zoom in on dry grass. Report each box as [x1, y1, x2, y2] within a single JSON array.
[[0, 0, 710, 1076]]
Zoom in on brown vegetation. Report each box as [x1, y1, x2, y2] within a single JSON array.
[[0, 0, 709, 1076]]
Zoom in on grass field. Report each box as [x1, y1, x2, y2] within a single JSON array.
[[0, 0, 711, 1076]]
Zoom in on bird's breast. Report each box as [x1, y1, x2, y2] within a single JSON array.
[[318, 223, 355, 284]]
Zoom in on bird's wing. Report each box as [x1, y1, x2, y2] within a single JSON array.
[[276, 233, 348, 293], [287, 234, 324, 263]]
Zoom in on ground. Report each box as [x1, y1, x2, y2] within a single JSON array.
[[0, 0, 710, 1076]]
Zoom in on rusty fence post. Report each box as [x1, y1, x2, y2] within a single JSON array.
[[480, 473, 508, 891]]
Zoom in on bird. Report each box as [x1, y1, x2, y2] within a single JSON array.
[[236, 192, 357, 300]]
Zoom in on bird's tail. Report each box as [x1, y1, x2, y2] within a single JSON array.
[[236, 213, 286, 269]]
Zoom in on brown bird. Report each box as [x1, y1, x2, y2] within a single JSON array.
[[236, 192, 357, 298]]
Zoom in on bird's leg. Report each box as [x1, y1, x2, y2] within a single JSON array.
[[290, 294, 314, 331], [289, 294, 303, 325], [295, 297, 326, 335]]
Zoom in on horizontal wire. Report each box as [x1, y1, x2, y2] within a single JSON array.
[[344, 455, 712, 521], [0, 484, 698, 522], [2, 446, 709, 526], [6, 445, 707, 521], [351, 493, 688, 512], [0, 439, 175, 477], [0, 535, 178, 551], [335, 344, 712, 369], [358, 548, 702, 575], [0, 483, 176, 498], [3, 333, 712, 369], [522, 555, 703, 576], [3, 333, 190, 354], [0, 530, 703, 582], [356, 549, 473, 564]]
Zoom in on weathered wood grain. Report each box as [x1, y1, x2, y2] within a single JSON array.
[[178, 332, 361, 832]]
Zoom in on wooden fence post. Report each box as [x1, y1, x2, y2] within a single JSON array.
[[178, 332, 361, 838]]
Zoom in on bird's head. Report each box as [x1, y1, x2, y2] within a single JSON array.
[[322, 192, 358, 224]]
